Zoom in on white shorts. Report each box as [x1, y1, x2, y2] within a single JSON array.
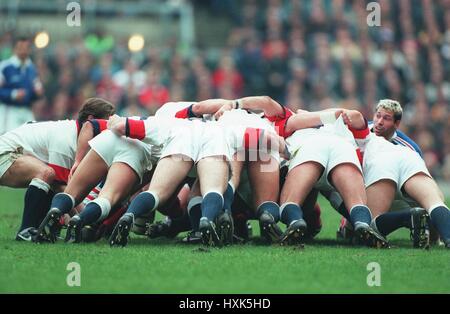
[[89, 130, 154, 182], [225, 127, 280, 164], [160, 121, 231, 163], [198, 122, 232, 162], [288, 133, 362, 190], [0, 147, 23, 180], [363, 143, 431, 196], [0, 104, 34, 135]]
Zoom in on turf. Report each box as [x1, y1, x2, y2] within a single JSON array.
[[0, 187, 449, 293]]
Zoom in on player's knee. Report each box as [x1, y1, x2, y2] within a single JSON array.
[[37, 166, 56, 183]]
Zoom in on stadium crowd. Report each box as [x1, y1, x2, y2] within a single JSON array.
[[0, 0, 449, 179]]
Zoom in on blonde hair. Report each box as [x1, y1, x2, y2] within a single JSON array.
[[375, 99, 402, 121]]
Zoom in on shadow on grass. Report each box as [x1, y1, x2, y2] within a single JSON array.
[[69, 233, 427, 251]]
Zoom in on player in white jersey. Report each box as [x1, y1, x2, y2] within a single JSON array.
[[209, 97, 378, 247], [343, 109, 450, 249], [213, 97, 388, 247], [336, 100, 433, 248], [149, 100, 320, 245], [107, 113, 232, 247], [186, 98, 294, 244], [36, 113, 193, 243], [281, 115, 388, 247], [0, 98, 114, 241]]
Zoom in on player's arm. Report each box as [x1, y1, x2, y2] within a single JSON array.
[[192, 99, 229, 116], [107, 114, 147, 141], [284, 110, 343, 135], [214, 96, 285, 120], [70, 119, 108, 179], [175, 99, 238, 119], [340, 109, 367, 130]]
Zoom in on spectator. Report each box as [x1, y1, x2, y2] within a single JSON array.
[[0, 36, 43, 134]]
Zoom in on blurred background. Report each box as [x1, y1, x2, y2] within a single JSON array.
[[0, 0, 449, 180]]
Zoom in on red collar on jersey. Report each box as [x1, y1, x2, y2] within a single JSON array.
[[263, 107, 294, 138], [76, 119, 81, 136]]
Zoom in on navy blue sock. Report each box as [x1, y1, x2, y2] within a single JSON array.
[[201, 192, 224, 221], [223, 184, 235, 214], [349, 205, 372, 226], [337, 203, 350, 220], [430, 206, 450, 243], [20, 185, 49, 230], [37, 191, 55, 225], [126, 192, 157, 217], [170, 211, 192, 233], [374, 209, 412, 236], [188, 204, 202, 231], [281, 203, 303, 225], [50, 193, 75, 215], [321, 190, 350, 220], [257, 201, 280, 222], [79, 202, 102, 226]]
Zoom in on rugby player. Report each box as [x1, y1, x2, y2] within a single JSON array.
[[107, 113, 231, 247], [0, 97, 114, 241], [343, 107, 450, 249], [337, 100, 431, 248]]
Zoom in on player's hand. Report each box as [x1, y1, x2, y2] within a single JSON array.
[[341, 110, 353, 126], [213, 101, 233, 120], [34, 81, 44, 97], [107, 114, 126, 135], [14, 89, 27, 101]]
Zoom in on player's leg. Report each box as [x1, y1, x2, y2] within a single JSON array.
[[197, 155, 229, 246], [147, 179, 193, 240], [279, 161, 323, 245], [365, 179, 404, 239], [110, 155, 193, 247], [329, 163, 388, 248], [66, 162, 139, 243], [403, 173, 450, 248], [184, 179, 203, 240], [368, 150, 436, 248], [302, 189, 322, 240], [0, 155, 54, 188], [2, 155, 57, 241], [36, 150, 108, 243], [214, 157, 244, 245], [224, 157, 244, 214], [248, 156, 283, 243]]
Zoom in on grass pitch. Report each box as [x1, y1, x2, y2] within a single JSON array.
[[0, 187, 449, 293]]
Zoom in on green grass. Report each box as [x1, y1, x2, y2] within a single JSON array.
[[0, 187, 449, 293]]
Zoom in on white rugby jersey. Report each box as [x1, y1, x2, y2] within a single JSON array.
[[0, 120, 78, 181], [0, 119, 107, 182], [125, 116, 195, 147]]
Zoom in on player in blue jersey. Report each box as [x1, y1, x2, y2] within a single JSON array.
[[337, 99, 436, 248]]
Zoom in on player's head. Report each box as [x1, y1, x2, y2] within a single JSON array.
[[373, 99, 402, 139], [78, 97, 116, 124], [14, 36, 31, 61]]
